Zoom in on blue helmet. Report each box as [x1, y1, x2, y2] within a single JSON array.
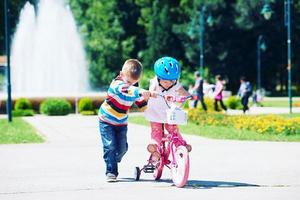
[[154, 57, 181, 80]]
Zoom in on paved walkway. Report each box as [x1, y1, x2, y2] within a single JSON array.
[[0, 115, 300, 200]]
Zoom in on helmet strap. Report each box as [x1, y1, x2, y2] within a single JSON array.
[[157, 77, 177, 92]]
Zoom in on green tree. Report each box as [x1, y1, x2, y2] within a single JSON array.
[[69, 0, 124, 88], [0, 0, 25, 55], [70, 0, 142, 87], [233, 0, 300, 95], [3, 0, 299, 95], [136, 0, 186, 69], [69, 0, 142, 88]]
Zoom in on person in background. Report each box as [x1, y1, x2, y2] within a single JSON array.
[[193, 71, 207, 111], [203, 79, 214, 97], [238, 76, 252, 113], [213, 75, 227, 112]]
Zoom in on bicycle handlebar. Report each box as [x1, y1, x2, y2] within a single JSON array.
[[157, 94, 192, 103]]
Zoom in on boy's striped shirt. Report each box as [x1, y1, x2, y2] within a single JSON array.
[[98, 76, 147, 125]]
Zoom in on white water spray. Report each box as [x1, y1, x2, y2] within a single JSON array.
[[11, 0, 88, 96]]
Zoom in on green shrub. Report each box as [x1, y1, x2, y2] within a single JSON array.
[[204, 98, 215, 111], [78, 97, 94, 113], [139, 69, 154, 89], [80, 110, 96, 115], [14, 98, 32, 110], [180, 69, 195, 89], [226, 96, 242, 110], [12, 109, 34, 117], [40, 98, 71, 116]]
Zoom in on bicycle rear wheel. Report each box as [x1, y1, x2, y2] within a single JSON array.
[[171, 146, 189, 187]]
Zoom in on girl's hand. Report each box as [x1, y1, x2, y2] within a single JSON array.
[[177, 96, 187, 103]]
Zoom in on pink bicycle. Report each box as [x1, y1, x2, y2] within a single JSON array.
[[134, 95, 192, 188]]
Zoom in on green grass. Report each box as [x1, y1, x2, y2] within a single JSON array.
[[0, 118, 44, 144], [261, 101, 289, 107], [280, 113, 300, 118], [129, 116, 300, 142]]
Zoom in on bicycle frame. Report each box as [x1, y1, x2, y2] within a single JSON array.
[[161, 130, 187, 168]]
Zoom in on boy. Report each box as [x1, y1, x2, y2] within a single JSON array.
[[98, 59, 151, 182]]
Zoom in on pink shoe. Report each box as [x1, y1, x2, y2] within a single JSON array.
[[147, 143, 158, 153], [186, 144, 192, 152]]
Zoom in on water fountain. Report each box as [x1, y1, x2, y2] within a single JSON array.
[[10, 0, 88, 96]]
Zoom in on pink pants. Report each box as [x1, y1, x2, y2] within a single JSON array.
[[150, 122, 183, 145]]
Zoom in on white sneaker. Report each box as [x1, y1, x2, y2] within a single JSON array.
[[106, 173, 117, 182]]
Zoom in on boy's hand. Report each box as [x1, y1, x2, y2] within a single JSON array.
[[150, 91, 158, 98], [141, 91, 151, 100]]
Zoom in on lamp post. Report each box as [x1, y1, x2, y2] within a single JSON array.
[[188, 6, 214, 77], [257, 35, 267, 92], [199, 6, 206, 77], [285, 0, 292, 113], [199, 6, 213, 77], [261, 1, 293, 113], [4, 0, 12, 122]]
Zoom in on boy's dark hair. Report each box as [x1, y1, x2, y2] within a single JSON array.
[[194, 71, 200, 77], [240, 76, 246, 81], [122, 59, 143, 80]]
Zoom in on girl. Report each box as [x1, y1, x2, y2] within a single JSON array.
[[144, 57, 192, 159], [213, 75, 227, 112]]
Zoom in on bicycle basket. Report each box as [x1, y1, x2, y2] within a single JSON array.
[[166, 106, 188, 125]]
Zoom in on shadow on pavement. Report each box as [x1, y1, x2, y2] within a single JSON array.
[[118, 178, 172, 183], [185, 180, 260, 189], [117, 178, 260, 189]]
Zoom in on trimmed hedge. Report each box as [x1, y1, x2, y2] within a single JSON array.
[[14, 98, 32, 110], [226, 96, 242, 110], [13, 98, 34, 117], [78, 97, 94, 113], [80, 110, 96, 115], [12, 109, 34, 117], [40, 98, 71, 116]]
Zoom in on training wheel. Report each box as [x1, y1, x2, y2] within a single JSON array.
[[134, 166, 141, 181]]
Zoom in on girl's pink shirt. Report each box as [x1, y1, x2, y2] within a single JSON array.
[[214, 81, 223, 100]]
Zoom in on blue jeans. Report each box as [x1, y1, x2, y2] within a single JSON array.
[[194, 93, 207, 111], [241, 94, 250, 113], [99, 121, 128, 176]]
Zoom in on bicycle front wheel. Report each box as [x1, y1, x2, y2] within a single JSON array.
[[171, 146, 189, 187]]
